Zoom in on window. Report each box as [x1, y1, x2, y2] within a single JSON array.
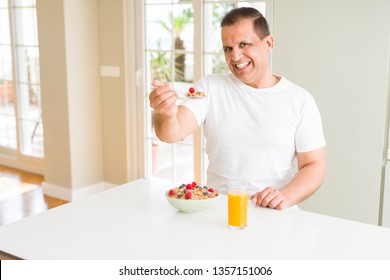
[[140, 0, 268, 185], [0, 0, 43, 159]]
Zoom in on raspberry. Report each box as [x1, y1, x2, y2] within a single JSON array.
[[189, 87, 195, 94], [191, 181, 197, 187], [186, 183, 192, 190], [185, 191, 192, 199], [208, 188, 215, 193], [168, 189, 175, 196]]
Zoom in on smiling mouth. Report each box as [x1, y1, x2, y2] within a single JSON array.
[[235, 61, 250, 70]]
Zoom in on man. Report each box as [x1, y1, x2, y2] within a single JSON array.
[[149, 7, 326, 210]]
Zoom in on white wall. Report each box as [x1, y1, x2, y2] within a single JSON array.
[[272, 0, 390, 225], [35, 0, 138, 200], [64, 0, 104, 188], [98, 0, 136, 184], [38, 0, 105, 198], [37, 0, 73, 189]]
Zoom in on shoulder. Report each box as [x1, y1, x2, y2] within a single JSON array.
[[278, 77, 316, 104], [281, 77, 310, 96], [195, 73, 236, 95]]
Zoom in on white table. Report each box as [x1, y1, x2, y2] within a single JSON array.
[[0, 178, 389, 260]]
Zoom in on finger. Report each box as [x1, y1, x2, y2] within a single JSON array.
[[150, 90, 177, 110], [251, 193, 262, 207], [150, 84, 171, 99], [150, 89, 175, 105], [255, 186, 273, 206], [260, 191, 277, 207], [251, 194, 257, 204], [274, 200, 289, 210], [275, 195, 292, 210], [268, 195, 283, 209], [153, 95, 179, 116]]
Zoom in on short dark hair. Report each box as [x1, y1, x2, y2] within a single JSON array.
[[221, 7, 270, 39]]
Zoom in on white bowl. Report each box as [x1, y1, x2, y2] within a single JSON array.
[[165, 192, 220, 213]]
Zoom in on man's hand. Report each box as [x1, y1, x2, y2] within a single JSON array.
[[149, 80, 178, 118], [251, 187, 291, 210], [148, 80, 199, 143], [251, 147, 326, 210]]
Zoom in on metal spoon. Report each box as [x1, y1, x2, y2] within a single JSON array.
[[143, 83, 206, 99]]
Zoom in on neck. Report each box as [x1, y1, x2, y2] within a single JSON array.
[[247, 74, 280, 89]]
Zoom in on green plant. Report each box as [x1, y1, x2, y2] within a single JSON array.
[[155, 8, 192, 43], [150, 40, 172, 82], [151, 7, 193, 82]]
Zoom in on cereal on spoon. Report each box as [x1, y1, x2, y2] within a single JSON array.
[[186, 87, 206, 98]]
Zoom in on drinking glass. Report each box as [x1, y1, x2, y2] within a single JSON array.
[[228, 180, 248, 230]]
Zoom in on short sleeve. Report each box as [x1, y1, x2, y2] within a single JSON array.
[[295, 95, 326, 152], [179, 81, 209, 127]]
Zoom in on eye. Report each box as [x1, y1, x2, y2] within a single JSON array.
[[239, 42, 249, 48], [223, 47, 232, 53]]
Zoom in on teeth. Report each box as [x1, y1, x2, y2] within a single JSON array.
[[236, 62, 249, 69]]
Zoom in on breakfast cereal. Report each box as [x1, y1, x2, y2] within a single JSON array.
[[167, 182, 218, 200]]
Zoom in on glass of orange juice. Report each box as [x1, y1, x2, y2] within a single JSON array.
[[228, 180, 248, 230]]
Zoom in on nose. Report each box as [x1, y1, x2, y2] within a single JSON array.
[[230, 47, 242, 62]]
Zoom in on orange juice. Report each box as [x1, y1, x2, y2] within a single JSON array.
[[228, 190, 248, 229]]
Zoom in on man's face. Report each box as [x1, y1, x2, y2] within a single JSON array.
[[221, 19, 273, 88]]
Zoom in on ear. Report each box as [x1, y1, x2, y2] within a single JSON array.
[[264, 34, 274, 53]]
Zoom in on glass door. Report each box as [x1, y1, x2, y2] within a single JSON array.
[[0, 0, 43, 160], [144, 1, 196, 185], [0, 0, 17, 152], [140, 0, 268, 185]]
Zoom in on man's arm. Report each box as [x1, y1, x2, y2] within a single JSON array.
[[251, 146, 326, 210], [153, 107, 199, 143], [149, 80, 199, 143]]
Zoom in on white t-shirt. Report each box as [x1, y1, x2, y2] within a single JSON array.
[[181, 73, 326, 195]]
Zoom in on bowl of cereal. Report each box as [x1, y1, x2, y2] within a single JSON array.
[[165, 182, 220, 213]]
